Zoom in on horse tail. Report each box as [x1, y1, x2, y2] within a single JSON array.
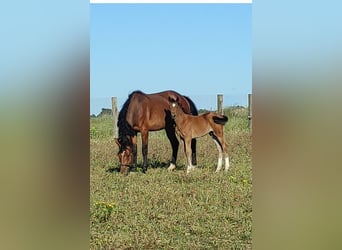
[[213, 115, 228, 125], [183, 95, 198, 115]]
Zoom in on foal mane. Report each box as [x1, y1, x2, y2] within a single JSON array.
[[117, 91, 143, 151]]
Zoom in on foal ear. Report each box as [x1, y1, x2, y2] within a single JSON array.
[[168, 95, 178, 103]]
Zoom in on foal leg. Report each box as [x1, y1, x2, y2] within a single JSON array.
[[215, 132, 230, 172], [184, 138, 194, 174], [223, 141, 230, 171], [141, 130, 149, 173], [214, 140, 223, 172], [209, 131, 223, 172]]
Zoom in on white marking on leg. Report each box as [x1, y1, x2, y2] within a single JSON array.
[[213, 139, 223, 172], [185, 140, 194, 174], [168, 163, 176, 171], [224, 157, 230, 171], [216, 157, 223, 172], [186, 155, 195, 174], [187, 164, 193, 174]]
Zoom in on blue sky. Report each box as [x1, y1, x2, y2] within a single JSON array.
[[90, 4, 251, 115]]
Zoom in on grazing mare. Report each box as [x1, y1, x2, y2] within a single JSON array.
[[169, 96, 230, 173], [115, 90, 198, 173]]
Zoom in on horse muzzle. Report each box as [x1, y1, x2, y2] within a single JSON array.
[[119, 164, 131, 174]]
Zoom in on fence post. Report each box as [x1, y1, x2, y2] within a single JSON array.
[[248, 93, 252, 130], [111, 97, 118, 138], [217, 94, 223, 115]]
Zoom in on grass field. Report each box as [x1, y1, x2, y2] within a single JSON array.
[[90, 107, 252, 249]]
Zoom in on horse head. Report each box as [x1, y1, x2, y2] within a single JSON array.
[[115, 138, 133, 174]]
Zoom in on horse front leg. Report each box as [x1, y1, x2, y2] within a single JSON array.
[[165, 126, 179, 171], [191, 138, 197, 166], [141, 130, 149, 173], [131, 134, 138, 172]]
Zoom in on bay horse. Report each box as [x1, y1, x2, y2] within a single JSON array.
[[168, 96, 230, 173], [115, 90, 198, 174]]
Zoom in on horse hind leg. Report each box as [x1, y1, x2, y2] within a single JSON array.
[[214, 141, 223, 173], [223, 141, 230, 171], [209, 131, 223, 172], [141, 130, 149, 173], [215, 129, 230, 171], [130, 134, 138, 172], [215, 134, 230, 172]]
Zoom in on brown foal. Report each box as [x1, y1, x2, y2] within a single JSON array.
[[169, 97, 230, 173]]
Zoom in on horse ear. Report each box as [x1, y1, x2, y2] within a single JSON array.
[[115, 138, 121, 147]]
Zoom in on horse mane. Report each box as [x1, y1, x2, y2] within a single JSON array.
[[117, 91, 144, 151]]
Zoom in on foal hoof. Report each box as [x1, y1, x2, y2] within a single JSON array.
[[186, 166, 196, 174], [168, 163, 176, 171]]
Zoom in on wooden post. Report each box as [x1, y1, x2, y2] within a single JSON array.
[[217, 94, 223, 115], [248, 93, 252, 130], [111, 97, 118, 138]]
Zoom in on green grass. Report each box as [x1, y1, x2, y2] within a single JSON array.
[[90, 114, 114, 139], [90, 107, 252, 249]]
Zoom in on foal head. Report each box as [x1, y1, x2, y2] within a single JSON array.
[[115, 138, 133, 174], [168, 96, 183, 119]]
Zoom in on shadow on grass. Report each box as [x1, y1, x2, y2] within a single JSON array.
[[149, 160, 187, 171], [105, 160, 187, 174], [149, 160, 169, 169], [106, 167, 120, 173]]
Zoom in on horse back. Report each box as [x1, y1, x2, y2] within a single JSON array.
[[126, 91, 169, 131]]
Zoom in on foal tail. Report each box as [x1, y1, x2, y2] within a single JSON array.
[[213, 115, 228, 125]]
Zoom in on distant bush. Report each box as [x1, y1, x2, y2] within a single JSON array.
[[198, 108, 210, 114]]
